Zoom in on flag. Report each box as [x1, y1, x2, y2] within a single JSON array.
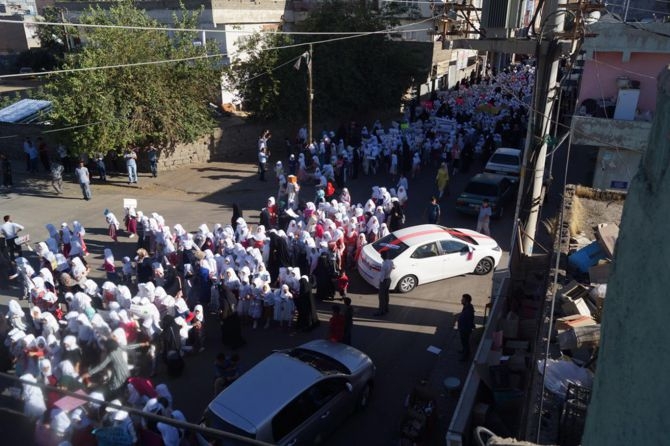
[[293, 51, 311, 71]]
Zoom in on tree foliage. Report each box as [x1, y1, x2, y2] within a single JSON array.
[[35, 6, 70, 56], [43, 1, 221, 156], [226, 0, 430, 122]]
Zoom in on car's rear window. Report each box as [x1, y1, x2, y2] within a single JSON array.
[[371, 234, 409, 259], [288, 348, 351, 375], [490, 153, 519, 166], [464, 181, 499, 196], [201, 408, 255, 445]]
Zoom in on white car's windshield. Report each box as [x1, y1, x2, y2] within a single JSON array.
[[489, 154, 519, 166]]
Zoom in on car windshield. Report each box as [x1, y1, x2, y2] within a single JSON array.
[[371, 234, 409, 259], [288, 348, 351, 375], [464, 181, 498, 196], [447, 229, 479, 246], [490, 154, 519, 166]]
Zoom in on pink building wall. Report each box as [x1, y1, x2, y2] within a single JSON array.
[[578, 52, 670, 114]]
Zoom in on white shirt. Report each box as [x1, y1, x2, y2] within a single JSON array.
[[75, 166, 90, 184], [0, 221, 24, 239]]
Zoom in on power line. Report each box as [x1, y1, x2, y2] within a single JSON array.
[[0, 16, 429, 36], [0, 17, 434, 137], [0, 17, 434, 80]]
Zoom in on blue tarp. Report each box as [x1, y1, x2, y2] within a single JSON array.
[[0, 99, 52, 124]]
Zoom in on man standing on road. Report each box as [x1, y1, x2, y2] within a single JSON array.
[[258, 147, 268, 182], [23, 137, 33, 171], [75, 160, 92, 200], [374, 252, 394, 316], [124, 148, 138, 184], [148, 146, 158, 178], [425, 196, 441, 224], [476, 199, 492, 236], [457, 294, 475, 361], [1, 215, 24, 261]]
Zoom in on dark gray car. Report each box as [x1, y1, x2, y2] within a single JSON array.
[[200, 340, 375, 445]]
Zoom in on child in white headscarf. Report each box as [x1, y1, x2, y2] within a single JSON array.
[[104, 209, 120, 242]]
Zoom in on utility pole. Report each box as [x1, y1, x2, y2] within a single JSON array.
[[520, 0, 565, 255], [307, 43, 313, 147], [60, 8, 71, 52]]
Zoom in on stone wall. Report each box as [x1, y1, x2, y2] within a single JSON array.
[[0, 114, 283, 170]]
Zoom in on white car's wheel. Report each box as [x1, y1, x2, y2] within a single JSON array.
[[474, 257, 494, 275], [397, 275, 418, 293]]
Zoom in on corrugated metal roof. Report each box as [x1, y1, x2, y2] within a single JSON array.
[[0, 99, 52, 123]]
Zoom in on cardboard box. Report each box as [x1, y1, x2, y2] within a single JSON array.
[[562, 297, 592, 317], [556, 315, 597, 331]]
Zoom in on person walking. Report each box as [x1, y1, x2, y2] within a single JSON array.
[[457, 294, 475, 361], [95, 153, 106, 182], [37, 137, 51, 172], [124, 148, 138, 184], [327, 305, 345, 343], [23, 137, 33, 171], [1, 215, 24, 261], [74, 160, 92, 200], [0, 154, 12, 189], [476, 199, 492, 236], [148, 146, 158, 178], [374, 252, 393, 316], [342, 297, 354, 345], [425, 196, 441, 224], [435, 162, 450, 199], [50, 162, 64, 194]]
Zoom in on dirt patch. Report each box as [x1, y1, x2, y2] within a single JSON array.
[[570, 196, 625, 240]]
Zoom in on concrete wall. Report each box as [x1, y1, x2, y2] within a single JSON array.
[[581, 65, 670, 446], [0, 22, 31, 54], [592, 147, 641, 191], [571, 116, 652, 152], [0, 122, 224, 170], [578, 52, 670, 114]]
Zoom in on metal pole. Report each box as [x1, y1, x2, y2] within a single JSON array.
[[60, 8, 71, 52], [521, 0, 565, 255], [308, 43, 313, 147], [623, 0, 630, 22]]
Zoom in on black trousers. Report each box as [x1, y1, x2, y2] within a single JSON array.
[[378, 278, 391, 314]]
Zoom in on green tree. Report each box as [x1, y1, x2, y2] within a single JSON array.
[[43, 1, 221, 156], [35, 6, 70, 55], [226, 0, 429, 122]]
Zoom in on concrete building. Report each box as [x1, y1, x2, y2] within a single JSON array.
[[391, 0, 481, 94], [570, 18, 670, 191], [0, 0, 46, 54]]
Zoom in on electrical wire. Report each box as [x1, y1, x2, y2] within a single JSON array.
[[0, 16, 436, 137], [0, 52, 225, 79], [0, 17, 427, 35], [0, 18, 434, 80], [590, 47, 638, 181]]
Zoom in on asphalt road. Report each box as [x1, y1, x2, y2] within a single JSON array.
[[0, 154, 513, 445]]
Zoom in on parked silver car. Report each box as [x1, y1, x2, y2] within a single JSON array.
[[199, 340, 375, 445]]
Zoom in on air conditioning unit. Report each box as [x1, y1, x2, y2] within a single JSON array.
[[480, 0, 522, 38]]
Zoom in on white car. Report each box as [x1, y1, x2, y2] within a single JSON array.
[[484, 147, 522, 182], [357, 224, 502, 293]]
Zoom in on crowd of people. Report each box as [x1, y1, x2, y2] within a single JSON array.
[[0, 63, 533, 445]]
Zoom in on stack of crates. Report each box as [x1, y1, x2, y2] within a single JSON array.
[[559, 383, 592, 445]]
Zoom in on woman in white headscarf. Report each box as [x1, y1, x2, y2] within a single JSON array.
[[21, 373, 47, 419], [366, 216, 380, 243]]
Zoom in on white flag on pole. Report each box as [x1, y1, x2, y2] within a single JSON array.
[[293, 51, 310, 71]]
